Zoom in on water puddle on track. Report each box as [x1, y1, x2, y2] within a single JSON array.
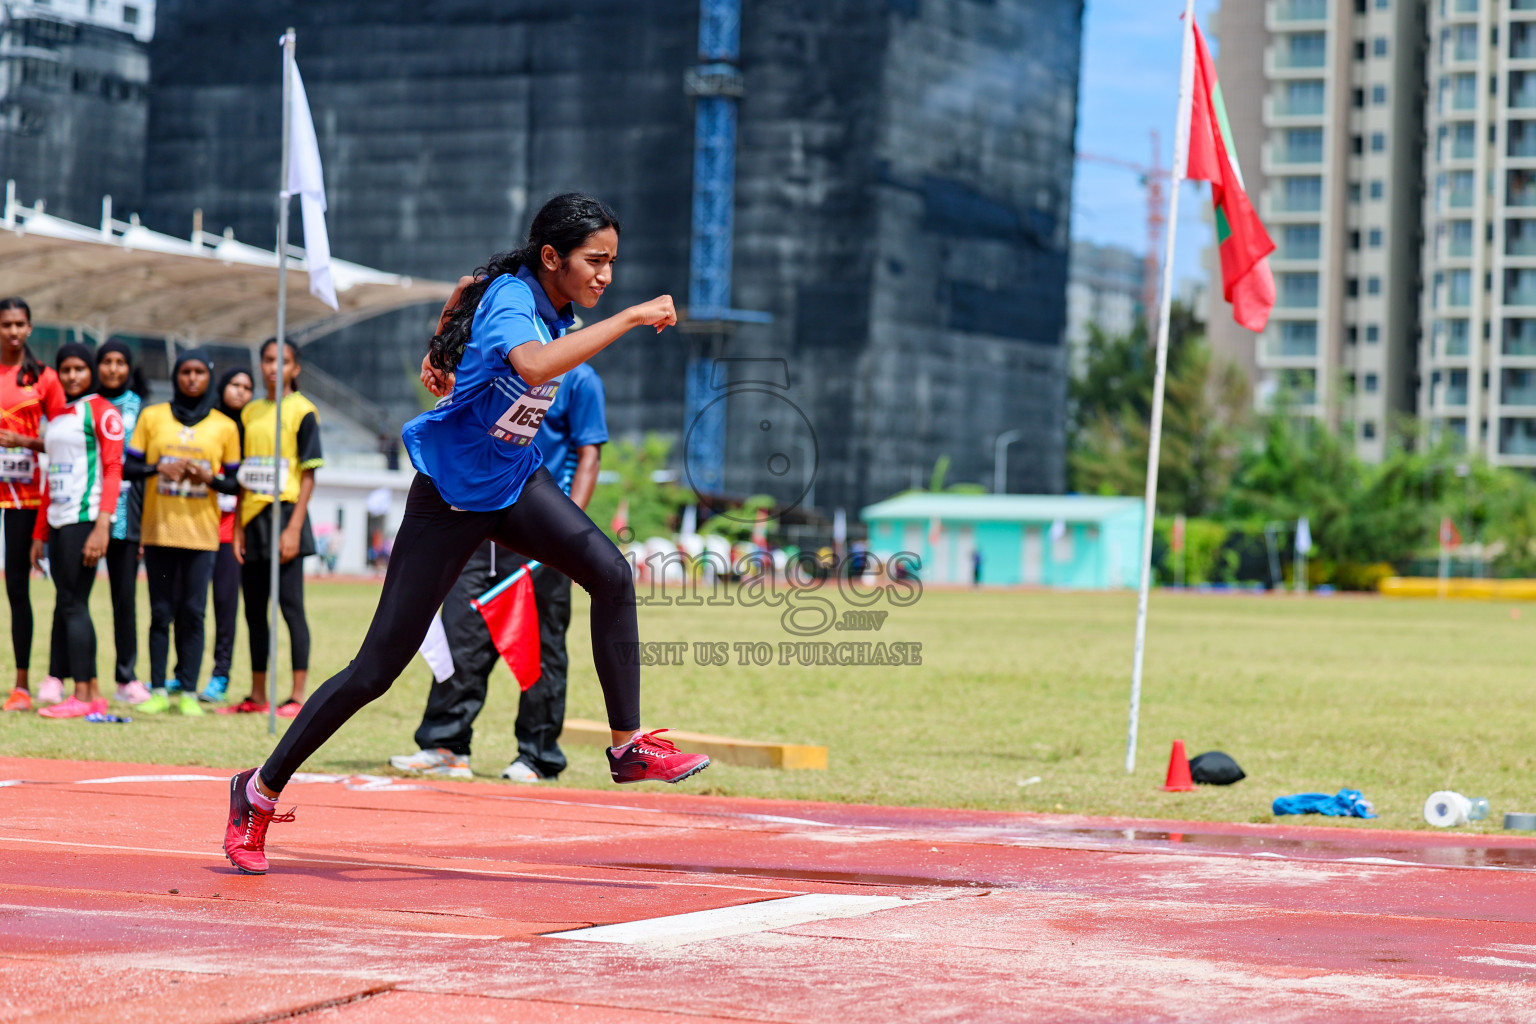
[[1052, 826, 1536, 871]]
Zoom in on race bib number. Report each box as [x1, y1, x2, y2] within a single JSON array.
[[0, 447, 35, 483], [157, 457, 211, 500], [489, 382, 559, 446], [237, 457, 289, 495], [47, 463, 71, 502]]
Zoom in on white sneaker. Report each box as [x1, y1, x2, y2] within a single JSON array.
[[388, 748, 471, 779], [37, 676, 64, 706], [500, 760, 543, 783]]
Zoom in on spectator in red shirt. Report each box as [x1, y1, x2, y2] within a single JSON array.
[[0, 298, 67, 713]]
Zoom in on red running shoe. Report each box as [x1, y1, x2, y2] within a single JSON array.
[[217, 698, 269, 716], [224, 767, 294, 875], [607, 729, 710, 784]]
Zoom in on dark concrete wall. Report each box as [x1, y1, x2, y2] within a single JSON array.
[[0, 14, 149, 224], [142, 0, 1081, 510]]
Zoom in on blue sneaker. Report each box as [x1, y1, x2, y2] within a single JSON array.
[[200, 675, 229, 703]]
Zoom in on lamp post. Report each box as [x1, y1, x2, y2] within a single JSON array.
[[993, 430, 1022, 494]]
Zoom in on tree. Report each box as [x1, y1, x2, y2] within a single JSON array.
[[1068, 302, 1250, 516], [584, 433, 695, 543]]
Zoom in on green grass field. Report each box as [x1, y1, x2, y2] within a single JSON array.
[[2, 575, 1534, 832]]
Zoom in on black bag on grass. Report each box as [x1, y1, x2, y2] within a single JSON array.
[[1189, 751, 1245, 785]]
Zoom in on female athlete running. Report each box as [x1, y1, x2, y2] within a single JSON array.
[[224, 192, 709, 875]]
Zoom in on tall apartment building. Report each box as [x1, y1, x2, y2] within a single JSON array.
[[1212, 0, 1426, 461], [1420, 0, 1536, 465], [1066, 240, 1145, 377]]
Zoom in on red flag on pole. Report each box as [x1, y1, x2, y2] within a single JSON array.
[[1183, 20, 1275, 332], [1440, 517, 1462, 550], [610, 498, 629, 537], [470, 564, 541, 690]]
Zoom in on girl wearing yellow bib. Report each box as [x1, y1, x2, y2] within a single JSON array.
[[123, 349, 242, 714], [228, 339, 322, 718]]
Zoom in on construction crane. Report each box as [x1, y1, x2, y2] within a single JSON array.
[[1076, 131, 1168, 331], [681, 0, 770, 499]]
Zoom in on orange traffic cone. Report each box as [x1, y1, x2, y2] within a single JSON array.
[[1161, 739, 1196, 792]]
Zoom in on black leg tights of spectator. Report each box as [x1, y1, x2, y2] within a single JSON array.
[[3, 508, 35, 676], [211, 541, 240, 678], [145, 546, 215, 693], [243, 553, 310, 674], [47, 523, 97, 683], [103, 538, 139, 684]]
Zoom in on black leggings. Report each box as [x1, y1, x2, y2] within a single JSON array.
[[262, 468, 638, 791], [3, 508, 36, 673], [144, 545, 215, 691], [47, 522, 99, 683], [241, 550, 309, 673], [104, 538, 139, 684], [212, 542, 240, 677]]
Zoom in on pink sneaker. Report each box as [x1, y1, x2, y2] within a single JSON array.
[[88, 697, 108, 716], [36, 677, 64, 705], [115, 681, 152, 705], [39, 696, 94, 719], [607, 729, 711, 784]]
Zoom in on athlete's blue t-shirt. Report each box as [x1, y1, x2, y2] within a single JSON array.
[[534, 362, 608, 495], [401, 266, 576, 511]]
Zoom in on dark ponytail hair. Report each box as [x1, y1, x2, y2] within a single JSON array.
[[260, 336, 301, 391], [0, 297, 41, 388], [427, 192, 620, 373]]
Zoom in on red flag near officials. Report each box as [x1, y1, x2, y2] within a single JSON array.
[[470, 565, 541, 690]]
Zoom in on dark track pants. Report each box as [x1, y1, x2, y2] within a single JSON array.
[[144, 545, 215, 692], [211, 541, 239, 678], [262, 468, 634, 792], [3, 508, 36, 673], [241, 549, 309, 673], [46, 522, 98, 683], [104, 538, 139, 683], [412, 542, 572, 777]]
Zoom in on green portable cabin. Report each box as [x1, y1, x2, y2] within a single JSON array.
[[859, 493, 1145, 588]]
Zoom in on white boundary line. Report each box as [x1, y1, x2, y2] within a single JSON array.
[[544, 893, 919, 947]]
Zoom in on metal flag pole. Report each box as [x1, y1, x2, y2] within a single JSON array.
[[1125, 0, 1196, 774], [270, 27, 295, 738]]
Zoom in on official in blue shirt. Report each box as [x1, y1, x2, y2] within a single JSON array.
[[393, 361, 610, 782], [225, 194, 711, 874]]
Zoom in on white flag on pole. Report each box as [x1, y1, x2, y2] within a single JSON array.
[[286, 59, 338, 310], [1295, 516, 1312, 555]]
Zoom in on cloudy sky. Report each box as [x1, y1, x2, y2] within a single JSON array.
[[1072, 0, 1225, 292]]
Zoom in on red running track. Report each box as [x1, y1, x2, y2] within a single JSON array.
[[2, 757, 1536, 1023]]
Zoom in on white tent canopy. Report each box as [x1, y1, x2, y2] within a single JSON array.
[[1, 181, 454, 347]]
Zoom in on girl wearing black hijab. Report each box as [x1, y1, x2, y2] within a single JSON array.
[[203, 366, 254, 703], [95, 339, 152, 704], [123, 348, 242, 715]]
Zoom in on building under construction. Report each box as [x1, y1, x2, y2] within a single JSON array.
[[23, 0, 1084, 513]]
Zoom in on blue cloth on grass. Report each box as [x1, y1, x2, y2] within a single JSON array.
[[1272, 788, 1377, 818]]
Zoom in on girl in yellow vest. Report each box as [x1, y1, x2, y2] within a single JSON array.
[[225, 339, 322, 718], [124, 349, 242, 715]]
